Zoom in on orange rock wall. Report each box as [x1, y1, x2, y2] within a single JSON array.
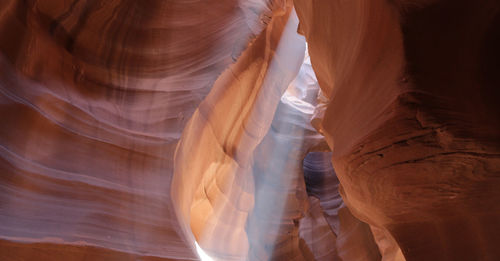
[[1, 0, 499, 260], [294, 0, 500, 260]]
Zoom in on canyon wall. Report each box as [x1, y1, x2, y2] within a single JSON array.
[[0, 0, 269, 259], [293, 0, 500, 260], [1, 0, 499, 260]]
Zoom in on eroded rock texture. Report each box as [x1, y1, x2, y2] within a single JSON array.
[[302, 152, 381, 261], [294, 0, 500, 260], [1, 0, 499, 260], [0, 0, 270, 259], [172, 2, 307, 259]]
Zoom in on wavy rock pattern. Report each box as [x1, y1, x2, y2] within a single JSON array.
[[1, 0, 499, 260], [302, 152, 382, 261], [172, 3, 314, 259], [294, 0, 500, 260], [0, 0, 270, 259]]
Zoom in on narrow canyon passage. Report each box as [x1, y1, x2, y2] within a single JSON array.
[[1, 0, 499, 260]]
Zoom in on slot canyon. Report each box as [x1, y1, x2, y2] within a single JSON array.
[[0, 0, 499, 260]]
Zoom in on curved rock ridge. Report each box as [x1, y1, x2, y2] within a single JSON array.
[[171, 1, 311, 259], [294, 0, 500, 260], [1, 0, 499, 260], [302, 152, 382, 261], [0, 0, 272, 259]]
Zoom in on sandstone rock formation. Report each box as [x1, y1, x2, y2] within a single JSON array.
[[294, 0, 500, 260], [1, 0, 499, 260], [0, 0, 269, 259]]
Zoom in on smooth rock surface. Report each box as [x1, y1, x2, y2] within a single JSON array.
[[294, 0, 500, 260], [0, 0, 269, 259], [1, 0, 499, 260]]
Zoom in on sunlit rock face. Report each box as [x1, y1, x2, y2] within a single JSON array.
[[1, 0, 500, 260], [172, 3, 307, 259]]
